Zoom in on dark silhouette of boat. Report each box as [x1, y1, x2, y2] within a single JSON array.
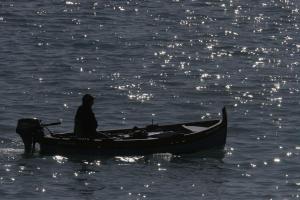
[[16, 107, 227, 156]]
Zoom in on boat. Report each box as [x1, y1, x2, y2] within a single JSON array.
[[16, 107, 227, 156]]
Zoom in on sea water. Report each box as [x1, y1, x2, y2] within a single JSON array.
[[0, 0, 300, 199]]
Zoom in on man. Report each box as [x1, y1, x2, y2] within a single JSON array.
[[74, 94, 98, 138]]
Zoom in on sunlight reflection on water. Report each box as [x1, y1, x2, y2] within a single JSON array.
[[0, 0, 300, 199]]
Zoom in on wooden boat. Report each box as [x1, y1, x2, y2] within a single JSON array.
[[16, 107, 227, 156]]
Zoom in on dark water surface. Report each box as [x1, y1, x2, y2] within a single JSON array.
[[1, 0, 300, 199]]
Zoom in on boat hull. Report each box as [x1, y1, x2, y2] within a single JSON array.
[[38, 108, 227, 156], [40, 125, 226, 156]]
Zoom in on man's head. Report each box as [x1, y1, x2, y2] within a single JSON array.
[[82, 94, 94, 106]]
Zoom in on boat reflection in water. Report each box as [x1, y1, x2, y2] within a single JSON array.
[[50, 148, 225, 169]]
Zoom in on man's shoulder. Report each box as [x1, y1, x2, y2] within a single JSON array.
[[77, 105, 92, 113]]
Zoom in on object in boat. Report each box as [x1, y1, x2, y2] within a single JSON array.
[[16, 107, 227, 156]]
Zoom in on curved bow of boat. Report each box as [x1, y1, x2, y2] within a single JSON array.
[[222, 106, 227, 127]]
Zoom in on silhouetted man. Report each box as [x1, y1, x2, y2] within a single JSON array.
[[74, 94, 98, 138]]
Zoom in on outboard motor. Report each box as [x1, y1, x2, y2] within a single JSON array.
[[16, 118, 44, 154]]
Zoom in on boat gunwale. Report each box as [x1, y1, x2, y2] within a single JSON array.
[[43, 107, 227, 143]]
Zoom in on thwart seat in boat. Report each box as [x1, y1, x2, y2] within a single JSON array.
[[182, 125, 209, 133]]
